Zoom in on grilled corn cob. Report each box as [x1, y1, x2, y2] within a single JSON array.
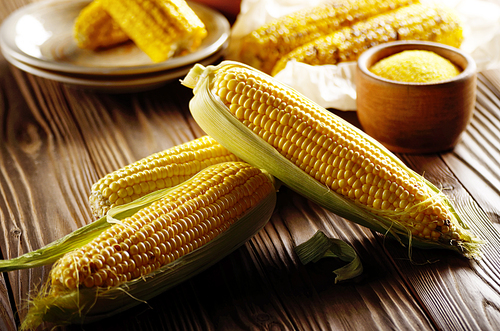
[[90, 136, 239, 219], [99, 0, 207, 62], [183, 61, 482, 257], [20, 161, 276, 329], [237, 0, 416, 74], [272, 3, 463, 75], [74, 1, 129, 50]]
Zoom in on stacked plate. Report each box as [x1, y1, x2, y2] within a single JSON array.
[[0, 0, 230, 92]]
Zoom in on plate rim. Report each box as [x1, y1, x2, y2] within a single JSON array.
[[0, 0, 230, 76], [3, 46, 226, 92]]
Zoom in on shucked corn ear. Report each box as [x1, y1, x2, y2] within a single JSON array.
[[237, 0, 416, 74], [272, 3, 463, 75], [19, 162, 276, 329], [90, 135, 239, 219], [99, 0, 207, 62], [182, 61, 483, 258], [74, 1, 129, 50]]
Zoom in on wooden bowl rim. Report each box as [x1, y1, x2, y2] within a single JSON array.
[[357, 40, 476, 86]]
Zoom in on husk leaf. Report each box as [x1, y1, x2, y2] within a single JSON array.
[[294, 230, 363, 283], [0, 187, 178, 272], [182, 61, 484, 259]]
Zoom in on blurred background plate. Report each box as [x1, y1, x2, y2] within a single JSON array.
[[0, 0, 230, 76], [2, 45, 226, 93]]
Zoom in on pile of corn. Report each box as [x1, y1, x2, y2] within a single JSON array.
[[74, 0, 207, 62], [370, 50, 461, 83], [234, 0, 464, 75], [0, 61, 484, 328]]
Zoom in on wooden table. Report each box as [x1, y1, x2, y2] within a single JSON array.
[[1, 1, 500, 330]]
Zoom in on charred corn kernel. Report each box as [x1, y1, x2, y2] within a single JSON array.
[[90, 136, 239, 219], [99, 0, 207, 62], [51, 162, 274, 291], [183, 61, 482, 257], [73, 1, 129, 50], [238, 0, 415, 74], [271, 3, 463, 75]]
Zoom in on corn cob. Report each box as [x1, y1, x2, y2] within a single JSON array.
[[237, 0, 416, 74], [90, 136, 239, 219], [55, 162, 273, 290], [20, 161, 276, 329], [271, 3, 463, 75], [99, 0, 207, 62], [182, 61, 482, 257], [74, 1, 129, 50]]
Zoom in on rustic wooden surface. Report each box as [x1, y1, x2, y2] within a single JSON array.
[[1, 1, 500, 330]]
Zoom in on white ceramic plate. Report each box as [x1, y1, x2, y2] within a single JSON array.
[[0, 0, 230, 76], [3, 47, 225, 93]]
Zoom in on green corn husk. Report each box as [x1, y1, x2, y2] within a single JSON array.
[[295, 230, 363, 283], [181, 61, 484, 259], [0, 163, 277, 330], [0, 186, 182, 273]]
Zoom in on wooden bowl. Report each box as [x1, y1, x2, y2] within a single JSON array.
[[356, 41, 477, 154]]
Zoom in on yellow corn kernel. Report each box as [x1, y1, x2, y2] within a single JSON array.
[[99, 0, 207, 62], [73, 1, 129, 50], [89, 136, 239, 219], [186, 62, 477, 251], [271, 3, 464, 75], [51, 162, 274, 291], [237, 0, 416, 74]]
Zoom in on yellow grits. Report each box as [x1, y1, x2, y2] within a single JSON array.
[[370, 50, 461, 83]]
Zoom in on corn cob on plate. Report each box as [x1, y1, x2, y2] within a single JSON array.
[[182, 61, 484, 258], [73, 0, 130, 50], [95, 0, 208, 62], [0, 162, 277, 329], [0, 0, 230, 76]]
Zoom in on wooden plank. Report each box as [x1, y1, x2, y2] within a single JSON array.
[[249, 188, 435, 330], [331, 71, 500, 331], [0, 272, 16, 331], [0, 67, 103, 327], [1, 2, 500, 330], [0, 58, 47, 331], [386, 74, 500, 330]]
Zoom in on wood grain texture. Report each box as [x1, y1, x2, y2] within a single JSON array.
[[1, 1, 500, 330], [391, 72, 500, 331], [251, 188, 435, 330]]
